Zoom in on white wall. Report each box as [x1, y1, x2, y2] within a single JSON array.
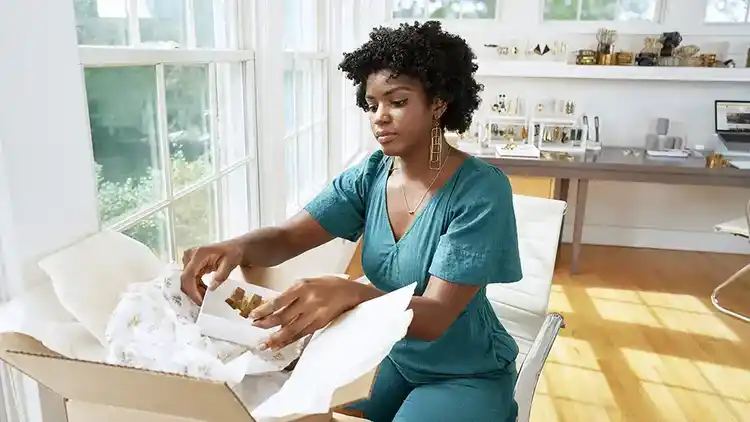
[[384, 0, 750, 253]]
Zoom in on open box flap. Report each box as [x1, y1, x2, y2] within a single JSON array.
[[0, 333, 253, 422]]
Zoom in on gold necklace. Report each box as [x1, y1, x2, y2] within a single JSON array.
[[401, 148, 453, 215]]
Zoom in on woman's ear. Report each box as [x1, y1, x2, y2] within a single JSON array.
[[432, 99, 447, 120]]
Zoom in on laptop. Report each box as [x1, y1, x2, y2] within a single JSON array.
[[715, 100, 750, 155]]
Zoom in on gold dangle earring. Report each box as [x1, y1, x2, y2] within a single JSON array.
[[429, 116, 443, 170]]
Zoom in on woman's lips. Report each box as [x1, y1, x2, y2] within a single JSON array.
[[376, 133, 397, 144]]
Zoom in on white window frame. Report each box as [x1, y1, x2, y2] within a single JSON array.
[[388, 0, 501, 21], [703, 0, 750, 24], [283, 0, 332, 217], [78, 0, 260, 259], [539, 0, 667, 33]]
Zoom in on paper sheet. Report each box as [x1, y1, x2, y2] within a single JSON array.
[[251, 282, 416, 421]]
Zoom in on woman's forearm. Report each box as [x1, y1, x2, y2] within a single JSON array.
[[354, 284, 455, 342], [229, 211, 337, 268], [230, 226, 294, 268]]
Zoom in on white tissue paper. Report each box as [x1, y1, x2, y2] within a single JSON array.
[[104, 264, 301, 385], [251, 282, 416, 421]]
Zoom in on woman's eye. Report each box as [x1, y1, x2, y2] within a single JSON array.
[[392, 99, 408, 107], [366, 104, 377, 112]]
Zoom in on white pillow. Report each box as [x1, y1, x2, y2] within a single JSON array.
[[38, 230, 164, 345]]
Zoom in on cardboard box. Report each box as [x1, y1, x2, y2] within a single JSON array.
[[0, 266, 387, 422]]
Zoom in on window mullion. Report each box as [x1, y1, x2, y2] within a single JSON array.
[[185, 0, 197, 48], [745, 0, 750, 22], [208, 62, 223, 240], [155, 64, 177, 260], [577, 0, 584, 20], [126, 0, 141, 45]]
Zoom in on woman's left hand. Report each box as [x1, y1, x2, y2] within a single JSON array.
[[251, 275, 367, 351]]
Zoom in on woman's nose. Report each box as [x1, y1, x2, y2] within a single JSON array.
[[373, 104, 392, 124]]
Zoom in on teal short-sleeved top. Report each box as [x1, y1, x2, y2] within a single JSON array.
[[304, 150, 522, 383]]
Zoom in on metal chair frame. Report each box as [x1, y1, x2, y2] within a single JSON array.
[[711, 198, 750, 323]]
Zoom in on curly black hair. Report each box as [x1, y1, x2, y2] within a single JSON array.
[[338, 21, 483, 133]]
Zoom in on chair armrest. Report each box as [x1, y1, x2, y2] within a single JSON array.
[[514, 312, 565, 422]]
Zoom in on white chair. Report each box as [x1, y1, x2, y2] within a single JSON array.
[[711, 198, 750, 323], [486, 194, 567, 422]]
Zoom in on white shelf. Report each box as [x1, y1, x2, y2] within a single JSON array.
[[476, 60, 750, 83]]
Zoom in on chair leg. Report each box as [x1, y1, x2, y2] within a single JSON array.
[[711, 262, 750, 323], [515, 313, 565, 422]]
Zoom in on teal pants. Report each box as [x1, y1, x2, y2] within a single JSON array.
[[347, 358, 518, 422]]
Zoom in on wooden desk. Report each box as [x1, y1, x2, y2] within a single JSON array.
[[475, 147, 750, 273]]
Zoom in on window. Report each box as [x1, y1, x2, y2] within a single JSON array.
[[705, 0, 750, 23], [392, 0, 497, 19], [543, 0, 661, 21], [75, 0, 258, 261], [284, 0, 329, 215], [340, 0, 368, 165]]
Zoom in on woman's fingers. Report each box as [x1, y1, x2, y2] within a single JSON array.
[[252, 297, 303, 329], [250, 287, 299, 320], [263, 314, 317, 351]]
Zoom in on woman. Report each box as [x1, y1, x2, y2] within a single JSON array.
[[181, 21, 521, 422]]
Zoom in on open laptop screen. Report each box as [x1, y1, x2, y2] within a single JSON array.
[[716, 101, 750, 134]]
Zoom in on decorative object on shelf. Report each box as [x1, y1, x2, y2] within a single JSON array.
[[576, 49, 597, 65], [657, 31, 683, 67], [636, 37, 662, 66], [706, 153, 730, 168], [615, 52, 634, 66], [563, 101, 575, 116], [587, 116, 602, 151], [596, 28, 617, 65], [746, 46, 750, 68], [698, 53, 718, 67], [673, 45, 700, 66], [659, 32, 682, 58]]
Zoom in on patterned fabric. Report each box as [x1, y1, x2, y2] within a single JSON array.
[[104, 264, 296, 385]]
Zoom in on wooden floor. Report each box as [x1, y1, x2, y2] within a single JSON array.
[[533, 245, 750, 422]]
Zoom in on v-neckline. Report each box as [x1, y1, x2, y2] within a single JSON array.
[[382, 156, 470, 246]]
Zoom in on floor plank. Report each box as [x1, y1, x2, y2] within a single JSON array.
[[533, 245, 750, 422]]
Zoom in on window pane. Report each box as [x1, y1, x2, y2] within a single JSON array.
[[284, 0, 319, 51], [285, 137, 299, 213], [544, 0, 580, 20], [581, 0, 616, 20], [297, 129, 314, 204], [74, 0, 129, 45], [393, 0, 428, 18], [85, 66, 164, 226], [122, 210, 169, 261], [296, 61, 313, 129], [139, 0, 186, 47], [313, 122, 327, 187], [456, 0, 496, 18], [173, 183, 219, 261], [284, 59, 296, 136], [219, 165, 253, 239], [165, 65, 215, 191], [216, 62, 251, 167], [705, 0, 749, 22], [343, 107, 363, 163], [615, 0, 657, 20], [313, 60, 327, 121], [195, 0, 221, 48]]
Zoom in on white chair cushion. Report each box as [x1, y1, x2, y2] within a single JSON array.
[[486, 194, 566, 365], [37, 230, 163, 345]]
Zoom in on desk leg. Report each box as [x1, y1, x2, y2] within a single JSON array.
[[571, 179, 589, 274], [554, 179, 570, 264]]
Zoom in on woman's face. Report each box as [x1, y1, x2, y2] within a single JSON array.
[[364, 70, 441, 157]]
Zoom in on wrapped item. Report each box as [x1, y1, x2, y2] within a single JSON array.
[[104, 264, 302, 385]]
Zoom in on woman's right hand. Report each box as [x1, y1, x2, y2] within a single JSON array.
[[180, 241, 244, 305]]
